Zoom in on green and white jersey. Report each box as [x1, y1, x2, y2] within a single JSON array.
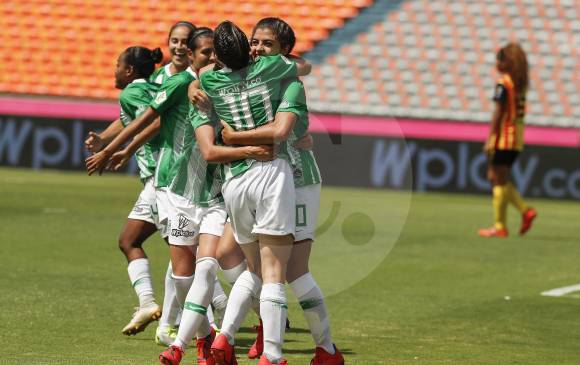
[[150, 63, 175, 85], [149, 68, 196, 188], [119, 79, 160, 181], [198, 55, 298, 180], [277, 79, 322, 187], [169, 104, 223, 207]]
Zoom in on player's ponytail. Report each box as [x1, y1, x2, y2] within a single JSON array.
[[123, 46, 164, 80], [151, 47, 164, 64], [497, 43, 529, 94], [214, 21, 250, 71]]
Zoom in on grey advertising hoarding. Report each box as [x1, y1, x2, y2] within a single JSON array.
[[1, 116, 579, 199]]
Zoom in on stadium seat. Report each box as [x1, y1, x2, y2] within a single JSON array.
[[302, 0, 579, 127], [0, 0, 371, 100]]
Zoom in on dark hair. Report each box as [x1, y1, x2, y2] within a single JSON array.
[[497, 43, 529, 94], [252, 17, 296, 54], [167, 21, 196, 43], [187, 27, 214, 51], [123, 46, 164, 79], [214, 21, 250, 71]]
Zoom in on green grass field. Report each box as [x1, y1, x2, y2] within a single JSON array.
[[1, 167, 579, 364]]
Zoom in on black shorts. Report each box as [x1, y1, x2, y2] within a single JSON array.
[[491, 150, 519, 167]]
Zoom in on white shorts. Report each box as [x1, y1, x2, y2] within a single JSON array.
[[128, 178, 160, 228], [156, 187, 226, 246], [222, 159, 296, 244], [295, 184, 321, 242]]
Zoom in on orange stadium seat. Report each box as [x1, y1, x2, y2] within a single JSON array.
[[0, 0, 371, 100]]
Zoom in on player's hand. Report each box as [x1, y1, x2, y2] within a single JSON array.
[[85, 149, 112, 176], [85, 131, 104, 154], [249, 145, 275, 161], [188, 88, 212, 113], [107, 149, 131, 171], [293, 133, 314, 150], [220, 120, 237, 145]]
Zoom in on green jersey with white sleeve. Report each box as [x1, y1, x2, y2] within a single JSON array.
[[276, 78, 322, 187], [119, 79, 160, 181]]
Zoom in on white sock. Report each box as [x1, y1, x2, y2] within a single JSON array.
[[260, 283, 287, 363], [290, 273, 334, 354], [171, 273, 194, 310], [221, 271, 262, 345], [207, 304, 217, 329], [212, 278, 228, 328], [212, 278, 228, 311], [173, 257, 218, 349], [159, 262, 180, 329], [222, 261, 247, 285], [127, 258, 155, 307]]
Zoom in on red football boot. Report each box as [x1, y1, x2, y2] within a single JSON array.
[[211, 333, 237, 365], [258, 354, 288, 365], [310, 345, 345, 365], [520, 208, 537, 235], [196, 327, 216, 365], [159, 345, 184, 365], [248, 320, 264, 359], [477, 226, 508, 237]]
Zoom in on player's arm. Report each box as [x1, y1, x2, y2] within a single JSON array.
[[196, 125, 274, 163], [188, 79, 212, 113], [221, 112, 297, 146], [85, 118, 124, 154], [287, 55, 312, 76], [485, 84, 508, 153], [85, 108, 159, 175], [108, 118, 161, 171]]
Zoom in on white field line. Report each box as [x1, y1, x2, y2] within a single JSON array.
[[541, 284, 580, 297]]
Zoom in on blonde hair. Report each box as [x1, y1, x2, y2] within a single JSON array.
[[497, 43, 529, 94]]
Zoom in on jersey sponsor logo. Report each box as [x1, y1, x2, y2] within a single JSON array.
[[171, 214, 195, 237], [217, 77, 262, 97], [155, 90, 167, 104]]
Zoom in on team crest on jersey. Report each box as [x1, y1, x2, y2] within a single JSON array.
[[155, 90, 167, 104]]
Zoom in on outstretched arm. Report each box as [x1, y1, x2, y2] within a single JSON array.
[[85, 107, 159, 175], [85, 118, 124, 154], [221, 112, 297, 146], [108, 118, 161, 171]]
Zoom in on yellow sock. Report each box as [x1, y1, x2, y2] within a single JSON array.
[[505, 182, 528, 214], [492, 185, 508, 230]]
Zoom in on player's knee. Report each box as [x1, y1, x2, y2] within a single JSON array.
[[118, 234, 142, 254]]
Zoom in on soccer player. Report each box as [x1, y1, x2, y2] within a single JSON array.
[[86, 27, 273, 365], [217, 17, 344, 365], [147, 21, 230, 344], [85, 45, 165, 336], [478, 43, 537, 237], [187, 21, 311, 365]]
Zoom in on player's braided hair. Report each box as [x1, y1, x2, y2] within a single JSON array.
[[214, 21, 250, 71], [252, 17, 296, 55], [123, 46, 164, 79], [167, 21, 196, 44], [497, 43, 529, 94], [187, 27, 214, 51]]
